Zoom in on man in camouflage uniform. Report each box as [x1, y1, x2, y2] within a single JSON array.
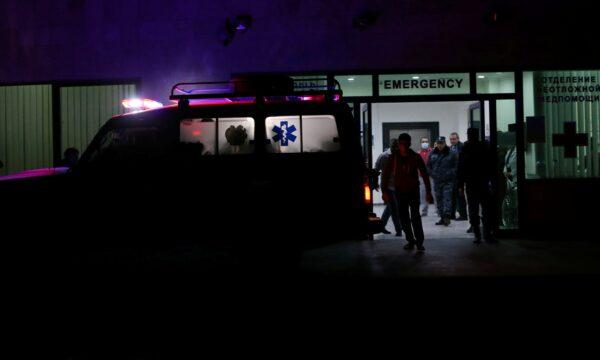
[[427, 136, 458, 226]]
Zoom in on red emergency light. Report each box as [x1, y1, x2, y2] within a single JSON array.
[[122, 98, 164, 112]]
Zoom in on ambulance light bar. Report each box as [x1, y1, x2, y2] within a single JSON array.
[[122, 98, 164, 112], [170, 77, 343, 105]]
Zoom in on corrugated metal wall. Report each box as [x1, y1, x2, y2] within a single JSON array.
[[60, 84, 136, 156], [0, 83, 136, 176], [0, 85, 53, 176]]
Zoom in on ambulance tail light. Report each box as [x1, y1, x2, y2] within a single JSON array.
[[122, 98, 163, 112], [363, 181, 372, 205]]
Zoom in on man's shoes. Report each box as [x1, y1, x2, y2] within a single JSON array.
[[443, 217, 451, 226], [435, 219, 445, 225], [395, 232, 403, 237], [456, 216, 468, 221], [467, 226, 473, 233], [416, 245, 425, 252], [382, 229, 391, 234], [403, 243, 415, 250]]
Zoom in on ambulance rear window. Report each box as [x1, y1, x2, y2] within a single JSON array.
[[180, 117, 255, 155], [266, 115, 340, 154]]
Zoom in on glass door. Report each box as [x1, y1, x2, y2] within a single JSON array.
[[472, 98, 519, 232], [360, 103, 372, 167], [494, 99, 519, 230], [469, 102, 482, 133]]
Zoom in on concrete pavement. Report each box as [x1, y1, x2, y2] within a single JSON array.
[[301, 206, 600, 279]]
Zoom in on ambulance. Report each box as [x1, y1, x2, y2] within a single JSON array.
[[1, 76, 381, 256]]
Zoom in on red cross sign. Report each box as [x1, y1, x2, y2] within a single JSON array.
[[552, 122, 588, 158]]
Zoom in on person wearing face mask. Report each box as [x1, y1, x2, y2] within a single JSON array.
[[381, 133, 433, 252], [419, 137, 433, 217]]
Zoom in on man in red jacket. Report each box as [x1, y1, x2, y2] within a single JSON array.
[[382, 133, 433, 252]]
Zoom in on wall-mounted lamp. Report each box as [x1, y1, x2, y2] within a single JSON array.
[[484, 4, 516, 26], [353, 10, 380, 31], [223, 14, 253, 46]]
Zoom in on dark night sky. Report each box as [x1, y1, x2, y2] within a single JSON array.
[[1, 0, 599, 100]]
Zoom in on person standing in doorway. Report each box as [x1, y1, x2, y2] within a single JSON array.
[[374, 139, 403, 236], [419, 137, 433, 217], [449, 132, 468, 221], [457, 128, 496, 244], [427, 136, 458, 226], [382, 133, 433, 252], [502, 145, 518, 228]]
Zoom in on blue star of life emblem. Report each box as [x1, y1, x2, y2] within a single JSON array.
[[272, 121, 297, 146]]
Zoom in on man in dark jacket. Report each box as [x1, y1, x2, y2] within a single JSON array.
[[427, 136, 458, 226], [382, 133, 433, 252], [457, 128, 496, 244]]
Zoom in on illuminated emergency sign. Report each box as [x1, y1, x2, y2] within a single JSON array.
[[379, 73, 470, 96]]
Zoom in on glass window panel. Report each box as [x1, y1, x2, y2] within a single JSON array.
[[484, 101, 491, 141], [523, 70, 600, 179], [302, 115, 340, 153], [266, 116, 301, 153], [335, 75, 372, 97], [476, 72, 516, 94], [180, 118, 216, 155], [470, 105, 481, 132], [496, 100, 518, 229], [218, 117, 255, 155]]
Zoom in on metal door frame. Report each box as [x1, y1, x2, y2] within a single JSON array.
[[345, 79, 526, 236]]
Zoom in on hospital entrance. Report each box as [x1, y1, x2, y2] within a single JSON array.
[[359, 100, 519, 243]]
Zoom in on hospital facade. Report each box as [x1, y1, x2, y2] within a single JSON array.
[[1, 0, 599, 237]]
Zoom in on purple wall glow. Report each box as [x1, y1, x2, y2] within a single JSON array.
[[1, 0, 599, 102]]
